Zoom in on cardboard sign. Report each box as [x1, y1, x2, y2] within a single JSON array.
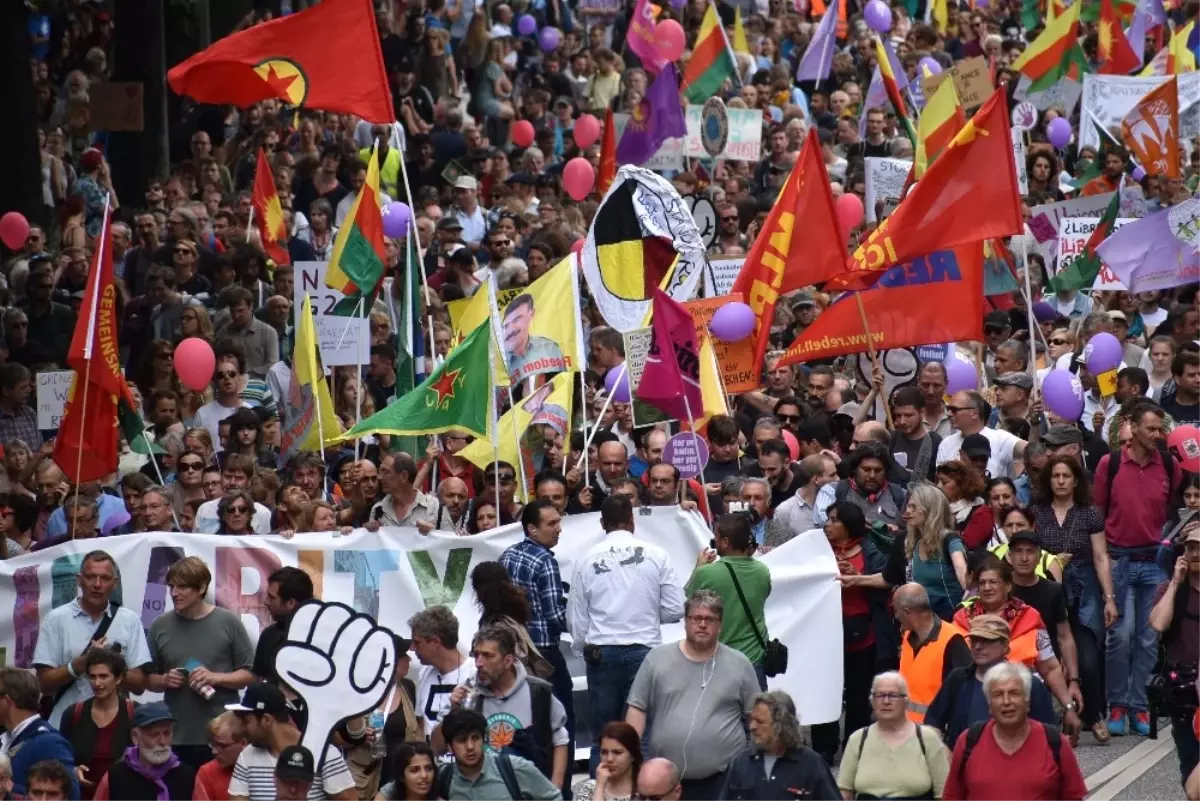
[[621, 327, 669, 426], [36, 371, 75, 430], [683, 294, 758, 394], [87, 82, 144, 132], [921, 56, 993, 109], [864, 157, 912, 223], [704, 258, 745, 297], [293, 262, 370, 367]]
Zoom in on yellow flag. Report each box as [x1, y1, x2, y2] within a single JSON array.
[[459, 371, 575, 483], [931, 0, 948, 33], [696, 333, 728, 429], [733, 7, 750, 55], [288, 294, 344, 453]]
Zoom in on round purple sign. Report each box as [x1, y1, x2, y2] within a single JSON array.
[[663, 432, 710, 480]]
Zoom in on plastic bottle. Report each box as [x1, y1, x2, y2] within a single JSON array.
[[369, 709, 387, 760]]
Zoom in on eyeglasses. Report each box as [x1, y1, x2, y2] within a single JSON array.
[[871, 692, 906, 701], [945, 405, 966, 413], [173, 247, 194, 256], [777, 413, 802, 423], [686, 614, 720, 624], [1049, 338, 1069, 346], [720, 215, 739, 222], [638, 784, 680, 800], [228, 505, 250, 514], [179, 462, 204, 471], [216, 371, 238, 380], [984, 326, 1007, 335]]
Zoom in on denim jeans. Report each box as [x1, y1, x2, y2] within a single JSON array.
[[1105, 552, 1165, 713], [586, 644, 650, 774], [543, 644, 576, 799]]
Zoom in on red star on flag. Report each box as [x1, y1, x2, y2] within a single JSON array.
[[260, 64, 299, 100], [428, 368, 462, 408]]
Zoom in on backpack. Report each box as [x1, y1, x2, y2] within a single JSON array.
[[835, 481, 907, 556], [1105, 441, 1176, 502], [72, 698, 135, 728], [436, 752, 529, 800], [959, 721, 1062, 791], [470, 676, 555, 778]]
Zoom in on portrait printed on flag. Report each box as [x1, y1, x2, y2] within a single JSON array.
[[501, 292, 570, 385]]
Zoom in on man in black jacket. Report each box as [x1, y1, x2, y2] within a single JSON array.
[[253, 567, 314, 729], [95, 702, 196, 800]]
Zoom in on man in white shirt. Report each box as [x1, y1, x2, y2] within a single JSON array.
[[194, 454, 273, 534], [567, 496, 685, 771], [365, 452, 439, 532], [936, 390, 1026, 479], [192, 346, 252, 450], [409, 606, 477, 742]]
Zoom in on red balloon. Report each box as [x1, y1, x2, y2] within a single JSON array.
[[574, 114, 601, 149], [1168, 424, 1200, 472], [656, 19, 686, 62], [835, 193, 865, 237], [0, 212, 30, 250], [563, 157, 596, 201], [511, 120, 536, 149], [782, 430, 800, 462], [174, 337, 216, 392], [571, 239, 585, 254]]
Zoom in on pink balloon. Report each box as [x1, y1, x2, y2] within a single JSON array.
[[574, 114, 601, 149], [835, 194, 864, 236], [174, 338, 216, 392], [571, 238, 585, 254], [511, 120, 535, 149], [656, 19, 686, 62], [563, 157, 596, 201], [782, 430, 800, 462], [0, 212, 30, 250]]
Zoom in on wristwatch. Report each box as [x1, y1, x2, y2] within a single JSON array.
[[1064, 701, 1077, 712]]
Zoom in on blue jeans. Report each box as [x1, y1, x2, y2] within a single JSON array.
[[1105, 552, 1165, 713], [586, 644, 650, 774]]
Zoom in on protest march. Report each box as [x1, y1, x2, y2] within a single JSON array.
[[0, 0, 1199, 798]]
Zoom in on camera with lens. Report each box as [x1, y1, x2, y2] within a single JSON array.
[[1148, 663, 1199, 714]]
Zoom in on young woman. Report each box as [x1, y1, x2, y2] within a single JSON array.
[[998, 506, 1063, 582], [135, 339, 178, 401], [1144, 335, 1177, 399], [299, 198, 338, 261], [179, 303, 214, 341], [886, 482, 969, 621], [224, 408, 275, 468], [303, 500, 353, 535], [986, 477, 1019, 549], [183, 428, 216, 467], [58, 649, 136, 801], [571, 722, 643, 800], [936, 461, 994, 551], [0, 439, 35, 497], [471, 562, 552, 678], [374, 742, 436, 800]]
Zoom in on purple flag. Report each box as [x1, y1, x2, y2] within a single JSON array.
[[626, 0, 667, 74], [637, 288, 704, 421], [1143, 0, 1166, 27], [796, 0, 840, 82], [616, 65, 686, 167], [1096, 199, 1200, 292], [1125, 8, 1147, 69]]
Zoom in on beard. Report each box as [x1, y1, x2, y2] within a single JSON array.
[[140, 745, 173, 765]]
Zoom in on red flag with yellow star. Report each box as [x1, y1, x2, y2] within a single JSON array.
[[336, 319, 494, 441], [1099, 0, 1141, 74], [167, 0, 393, 123], [252, 148, 290, 265]]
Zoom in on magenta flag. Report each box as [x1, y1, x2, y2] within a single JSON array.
[[637, 288, 704, 422], [626, 0, 667, 74]]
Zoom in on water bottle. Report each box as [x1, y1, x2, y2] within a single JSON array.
[[369, 709, 387, 760], [462, 675, 479, 710]]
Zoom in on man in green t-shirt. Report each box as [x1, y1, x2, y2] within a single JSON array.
[[687, 513, 773, 689]]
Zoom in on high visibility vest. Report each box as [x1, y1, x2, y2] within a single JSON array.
[[992, 542, 1057, 580], [900, 619, 966, 723], [953, 603, 1046, 669], [359, 146, 402, 200]]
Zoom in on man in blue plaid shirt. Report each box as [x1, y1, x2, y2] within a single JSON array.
[[498, 499, 574, 798]]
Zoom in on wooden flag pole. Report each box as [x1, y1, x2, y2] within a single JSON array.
[[854, 293, 892, 428]]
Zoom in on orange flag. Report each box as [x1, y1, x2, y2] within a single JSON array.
[[252, 148, 291, 264], [730, 128, 846, 375], [1121, 77, 1180, 178], [597, 108, 617, 197]]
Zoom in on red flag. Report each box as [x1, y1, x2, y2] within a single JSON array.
[[53, 205, 133, 482], [1099, 0, 1141, 73], [779, 245, 984, 366], [167, 0, 393, 123], [828, 90, 1023, 292], [731, 128, 846, 375], [597, 108, 617, 197], [1121, 77, 1180, 178], [637, 288, 705, 421], [252, 148, 291, 265]]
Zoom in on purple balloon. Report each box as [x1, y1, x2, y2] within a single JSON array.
[[539, 26, 561, 53], [1046, 117, 1072, 149], [381, 202, 412, 239], [1084, 332, 1123, 374], [864, 0, 892, 33], [1132, 165, 1147, 180], [604, 365, 631, 403], [1042, 369, 1085, 421], [517, 14, 537, 36], [710, 302, 756, 342], [944, 358, 979, 394], [918, 56, 942, 76]]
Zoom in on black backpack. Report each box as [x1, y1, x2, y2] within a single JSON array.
[[437, 752, 529, 800], [959, 721, 1062, 791], [471, 676, 555, 778]]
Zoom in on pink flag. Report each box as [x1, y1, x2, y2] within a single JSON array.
[[626, 0, 667, 74], [637, 288, 704, 421]]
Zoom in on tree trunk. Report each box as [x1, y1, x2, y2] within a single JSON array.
[[108, 0, 170, 210], [0, 1, 48, 228]]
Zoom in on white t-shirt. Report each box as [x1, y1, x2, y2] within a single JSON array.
[[228, 744, 355, 801], [416, 658, 476, 736], [1140, 306, 1168, 333], [936, 427, 1022, 479], [191, 400, 250, 451]]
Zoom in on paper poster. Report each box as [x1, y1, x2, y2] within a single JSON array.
[[704, 258, 745, 297], [921, 56, 993, 109], [1079, 73, 1200, 151], [36, 371, 75, 430], [1054, 216, 1136, 283], [864, 157, 912, 223], [293, 262, 370, 367]]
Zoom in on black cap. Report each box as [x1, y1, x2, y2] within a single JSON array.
[[961, 433, 992, 461], [505, 172, 536, 185], [984, 310, 1011, 329], [393, 632, 412, 653], [446, 246, 474, 266], [436, 217, 463, 232], [275, 745, 315, 782], [1008, 529, 1041, 547], [226, 682, 289, 717]]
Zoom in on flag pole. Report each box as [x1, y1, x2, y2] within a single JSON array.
[[397, 128, 439, 366], [568, 253, 591, 480], [681, 394, 711, 524], [145, 451, 183, 532], [584, 364, 625, 455], [354, 294, 364, 464], [1019, 234, 1041, 402], [853, 293, 893, 428], [307, 294, 328, 484]]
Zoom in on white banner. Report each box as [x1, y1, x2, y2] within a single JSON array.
[[1013, 75, 1083, 115], [1054, 216, 1136, 286], [293, 261, 370, 367], [1012, 128, 1028, 196], [1027, 192, 1117, 267], [864, 157, 912, 223], [705, 258, 745, 297], [613, 106, 765, 168], [1080, 73, 1200, 151], [36, 370, 74, 430], [1, 510, 843, 726]]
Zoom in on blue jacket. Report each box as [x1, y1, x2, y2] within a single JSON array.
[[8, 717, 79, 799]]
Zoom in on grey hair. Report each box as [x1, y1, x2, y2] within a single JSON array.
[[141, 487, 173, 508], [62, 493, 98, 520], [753, 416, 782, 435], [742, 477, 771, 498], [158, 431, 185, 456], [720, 476, 745, 497], [753, 690, 804, 750], [870, 671, 909, 697], [996, 339, 1030, 367], [982, 661, 1033, 699], [3, 308, 28, 329], [685, 588, 724, 620]]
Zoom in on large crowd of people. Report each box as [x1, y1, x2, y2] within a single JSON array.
[[0, 0, 1198, 799]]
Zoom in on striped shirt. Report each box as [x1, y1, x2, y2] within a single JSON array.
[[241, 378, 277, 417], [228, 744, 354, 800]]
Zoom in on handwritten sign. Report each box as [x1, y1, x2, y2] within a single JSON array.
[[293, 262, 370, 367], [663, 432, 710, 480], [1028, 193, 1117, 269], [1012, 128, 1028, 195], [921, 56, 992, 109], [865, 157, 912, 223], [36, 371, 75, 430], [621, 327, 669, 426], [704, 258, 745, 297], [1055, 216, 1136, 286], [684, 294, 758, 394]]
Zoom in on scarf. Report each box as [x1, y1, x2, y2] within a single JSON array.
[[963, 595, 1029, 627], [121, 745, 180, 801], [949, 497, 983, 525]]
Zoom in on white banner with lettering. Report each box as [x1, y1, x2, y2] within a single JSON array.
[[1080, 73, 1200, 151], [0, 509, 843, 725], [293, 261, 370, 367]]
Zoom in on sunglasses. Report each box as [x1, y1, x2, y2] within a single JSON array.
[[179, 462, 204, 471], [1049, 338, 1069, 346], [946, 405, 967, 413], [173, 247, 194, 255], [984, 326, 1007, 335], [777, 413, 802, 423], [721, 215, 739, 222], [228, 505, 250, 514], [216, 371, 238, 380]]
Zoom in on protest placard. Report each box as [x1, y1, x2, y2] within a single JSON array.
[[1055, 216, 1136, 286], [663, 432, 710, 480], [293, 261, 370, 367], [1027, 192, 1117, 267], [1013, 75, 1082, 115], [1080, 73, 1200, 150], [614, 105, 764, 167], [704, 258, 745, 297], [1012, 128, 1028, 195], [864, 157, 912, 223], [922, 56, 992, 109], [622, 327, 669, 425], [684, 295, 758, 394], [36, 371, 75, 430]]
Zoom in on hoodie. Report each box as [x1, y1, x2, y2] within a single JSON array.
[[473, 661, 569, 765]]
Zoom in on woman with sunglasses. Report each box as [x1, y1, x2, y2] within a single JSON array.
[[169, 448, 210, 511], [134, 339, 179, 402], [215, 489, 256, 536], [179, 303, 214, 342]]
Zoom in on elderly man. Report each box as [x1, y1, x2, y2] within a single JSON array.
[[988, 372, 1035, 431], [93, 702, 197, 799], [637, 758, 683, 801], [435, 477, 469, 531], [942, 663, 1086, 800]]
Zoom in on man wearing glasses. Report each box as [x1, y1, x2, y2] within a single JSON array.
[[936, 390, 1027, 481], [32, 550, 152, 727], [193, 344, 253, 450]]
